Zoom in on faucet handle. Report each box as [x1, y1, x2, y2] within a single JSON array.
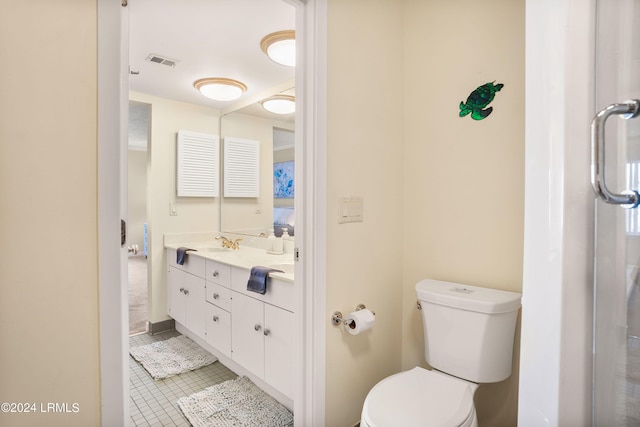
[[215, 235, 233, 248], [231, 238, 242, 250]]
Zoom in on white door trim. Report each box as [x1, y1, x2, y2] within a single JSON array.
[[520, 0, 595, 425], [294, 0, 327, 425], [97, 0, 129, 424]]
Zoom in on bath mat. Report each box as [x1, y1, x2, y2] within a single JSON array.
[[177, 376, 293, 427], [129, 335, 217, 380]]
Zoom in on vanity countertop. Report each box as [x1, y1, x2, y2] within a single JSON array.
[[165, 241, 295, 283]]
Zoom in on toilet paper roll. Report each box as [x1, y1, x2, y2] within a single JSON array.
[[344, 308, 375, 335]]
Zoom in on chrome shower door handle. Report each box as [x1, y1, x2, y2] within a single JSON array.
[[591, 99, 640, 208]]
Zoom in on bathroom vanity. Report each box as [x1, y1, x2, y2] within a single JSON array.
[[164, 237, 295, 409]]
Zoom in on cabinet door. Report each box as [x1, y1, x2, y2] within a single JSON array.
[[184, 272, 206, 337], [231, 292, 265, 378], [205, 304, 231, 358], [264, 304, 294, 398], [167, 266, 186, 325]]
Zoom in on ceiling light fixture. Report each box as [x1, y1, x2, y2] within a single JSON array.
[[261, 94, 296, 115], [260, 30, 296, 67], [193, 77, 247, 101]]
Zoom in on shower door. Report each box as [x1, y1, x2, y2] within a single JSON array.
[[592, 0, 640, 424]]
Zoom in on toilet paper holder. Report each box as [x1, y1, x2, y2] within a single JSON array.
[[331, 304, 375, 326]]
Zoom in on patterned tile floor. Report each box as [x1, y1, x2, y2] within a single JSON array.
[[129, 330, 238, 426]]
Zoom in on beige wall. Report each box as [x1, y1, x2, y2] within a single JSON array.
[[325, 1, 405, 425], [0, 2, 101, 426], [326, 0, 524, 426], [130, 92, 221, 324], [401, 0, 525, 425]]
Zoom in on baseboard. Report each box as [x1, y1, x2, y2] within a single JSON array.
[[147, 319, 175, 335]]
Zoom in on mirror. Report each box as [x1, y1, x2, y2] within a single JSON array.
[[220, 91, 295, 237]]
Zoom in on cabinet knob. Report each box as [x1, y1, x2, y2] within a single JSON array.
[[254, 324, 262, 332], [183, 289, 189, 295], [213, 316, 219, 322], [213, 293, 219, 299], [179, 287, 185, 294], [213, 271, 219, 277], [263, 329, 271, 336]]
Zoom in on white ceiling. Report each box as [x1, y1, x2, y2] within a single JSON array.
[[128, 0, 296, 110]]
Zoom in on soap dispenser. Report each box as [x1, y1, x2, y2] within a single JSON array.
[[267, 228, 283, 254], [266, 229, 276, 253], [282, 228, 294, 254]]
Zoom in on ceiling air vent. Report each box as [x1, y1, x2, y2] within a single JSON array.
[[145, 54, 178, 67]]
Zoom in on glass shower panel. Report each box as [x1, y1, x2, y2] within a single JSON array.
[[593, 0, 640, 424]]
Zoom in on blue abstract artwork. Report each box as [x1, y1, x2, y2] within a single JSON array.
[[274, 161, 294, 198]]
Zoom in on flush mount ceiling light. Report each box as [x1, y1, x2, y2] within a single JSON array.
[[193, 77, 247, 101], [260, 30, 296, 67], [261, 94, 296, 115]]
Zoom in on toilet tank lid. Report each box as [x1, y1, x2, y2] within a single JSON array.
[[416, 279, 521, 314]]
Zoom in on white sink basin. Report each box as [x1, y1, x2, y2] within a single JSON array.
[[269, 263, 294, 274], [199, 247, 229, 253]]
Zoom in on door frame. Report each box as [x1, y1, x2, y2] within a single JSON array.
[[97, 0, 130, 424], [294, 1, 327, 425], [97, 0, 328, 425]]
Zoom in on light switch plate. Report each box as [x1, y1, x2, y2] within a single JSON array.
[[338, 196, 363, 223]]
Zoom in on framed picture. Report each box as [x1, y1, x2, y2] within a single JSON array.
[[273, 161, 294, 198]]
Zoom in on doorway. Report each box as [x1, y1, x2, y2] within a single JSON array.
[[98, 0, 325, 424], [128, 101, 150, 335]]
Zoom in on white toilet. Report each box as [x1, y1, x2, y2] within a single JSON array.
[[360, 279, 522, 427]]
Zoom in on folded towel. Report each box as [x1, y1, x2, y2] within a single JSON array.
[[247, 266, 284, 295], [177, 247, 197, 265]]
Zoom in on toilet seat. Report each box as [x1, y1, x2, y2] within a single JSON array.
[[361, 367, 475, 427]]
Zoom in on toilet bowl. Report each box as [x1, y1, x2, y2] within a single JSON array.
[[360, 367, 478, 427], [360, 279, 521, 427]]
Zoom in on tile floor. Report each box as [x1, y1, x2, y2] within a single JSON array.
[[129, 330, 237, 426]]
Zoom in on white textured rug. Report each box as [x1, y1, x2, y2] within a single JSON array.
[[129, 335, 217, 379], [177, 376, 293, 426]]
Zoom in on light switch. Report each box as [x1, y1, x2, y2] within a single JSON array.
[[169, 202, 178, 216], [338, 196, 363, 223]]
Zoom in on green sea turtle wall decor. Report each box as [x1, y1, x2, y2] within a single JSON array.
[[459, 81, 504, 120]]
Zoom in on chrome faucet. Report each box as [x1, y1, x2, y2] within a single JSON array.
[[215, 235, 242, 250]]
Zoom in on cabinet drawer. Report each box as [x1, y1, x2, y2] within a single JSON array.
[[206, 260, 231, 287], [205, 304, 231, 358], [167, 248, 206, 277], [231, 267, 294, 312], [206, 281, 232, 311]]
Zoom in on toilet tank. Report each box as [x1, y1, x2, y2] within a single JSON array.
[[416, 279, 521, 383]]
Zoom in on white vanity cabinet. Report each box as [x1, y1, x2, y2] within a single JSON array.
[[167, 251, 207, 337], [165, 247, 294, 400], [231, 292, 294, 399], [230, 267, 295, 399]]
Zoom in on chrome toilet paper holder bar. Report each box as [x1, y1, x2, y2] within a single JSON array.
[[331, 304, 375, 326]]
